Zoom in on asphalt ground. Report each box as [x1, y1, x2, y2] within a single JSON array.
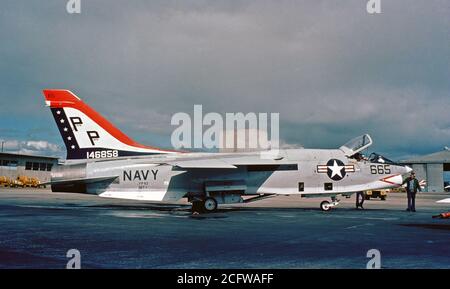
[[0, 188, 449, 268]]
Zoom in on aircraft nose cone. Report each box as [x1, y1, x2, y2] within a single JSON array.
[[404, 165, 413, 174]]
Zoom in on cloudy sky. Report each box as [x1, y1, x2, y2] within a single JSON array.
[[0, 0, 449, 160]]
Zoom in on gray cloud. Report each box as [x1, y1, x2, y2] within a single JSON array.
[[0, 139, 62, 156], [0, 0, 449, 159]]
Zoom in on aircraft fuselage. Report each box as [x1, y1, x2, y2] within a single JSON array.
[[51, 148, 409, 205]]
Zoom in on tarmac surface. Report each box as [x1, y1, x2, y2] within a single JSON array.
[[0, 188, 449, 269]]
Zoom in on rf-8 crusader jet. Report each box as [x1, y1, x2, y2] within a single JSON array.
[[43, 89, 412, 212]]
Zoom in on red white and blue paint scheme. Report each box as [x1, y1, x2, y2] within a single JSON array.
[[44, 89, 413, 212]]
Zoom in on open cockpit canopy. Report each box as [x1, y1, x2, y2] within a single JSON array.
[[339, 134, 373, 157]]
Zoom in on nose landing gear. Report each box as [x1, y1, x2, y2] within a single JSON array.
[[320, 196, 340, 211]]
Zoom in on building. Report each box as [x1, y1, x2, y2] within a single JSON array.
[[0, 152, 59, 183], [400, 149, 450, 192]]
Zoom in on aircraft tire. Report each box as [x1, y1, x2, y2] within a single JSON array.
[[203, 197, 218, 212], [320, 201, 331, 211]]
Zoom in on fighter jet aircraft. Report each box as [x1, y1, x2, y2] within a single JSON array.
[[43, 89, 412, 212]]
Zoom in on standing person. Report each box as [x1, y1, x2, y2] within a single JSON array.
[[402, 172, 421, 212], [356, 191, 365, 209]]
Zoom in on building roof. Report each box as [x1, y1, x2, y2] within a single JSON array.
[[0, 152, 59, 161], [400, 149, 450, 164]]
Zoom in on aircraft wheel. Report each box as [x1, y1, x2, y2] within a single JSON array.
[[320, 201, 331, 211], [203, 197, 218, 212]]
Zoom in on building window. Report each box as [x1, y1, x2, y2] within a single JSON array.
[[46, 163, 53, 171], [32, 162, 39, 171], [298, 182, 304, 192], [40, 163, 47, 171], [324, 183, 333, 191], [2, 160, 9, 166], [25, 162, 32, 170], [444, 163, 450, 171]]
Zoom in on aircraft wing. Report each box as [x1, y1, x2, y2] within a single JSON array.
[[42, 176, 119, 186], [437, 198, 450, 204], [167, 155, 297, 169], [169, 159, 237, 169]]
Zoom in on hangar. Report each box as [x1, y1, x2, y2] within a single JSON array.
[[0, 152, 59, 183], [400, 148, 450, 192]]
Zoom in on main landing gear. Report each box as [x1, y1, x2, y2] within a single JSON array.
[[320, 196, 340, 211], [191, 197, 218, 213]]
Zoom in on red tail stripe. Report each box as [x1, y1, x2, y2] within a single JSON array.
[[43, 89, 177, 153]]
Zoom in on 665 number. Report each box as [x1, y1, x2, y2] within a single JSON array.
[[370, 164, 391, 174]]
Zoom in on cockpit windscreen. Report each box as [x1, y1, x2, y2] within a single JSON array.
[[369, 153, 396, 164]]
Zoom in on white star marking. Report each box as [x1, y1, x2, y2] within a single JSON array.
[[67, 137, 72, 141], [329, 160, 344, 178], [71, 145, 75, 149], [56, 111, 61, 115], [60, 119, 65, 123], [64, 127, 68, 132]]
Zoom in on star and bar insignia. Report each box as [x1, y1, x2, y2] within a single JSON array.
[[317, 159, 355, 181]]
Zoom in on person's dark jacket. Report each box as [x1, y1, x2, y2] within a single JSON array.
[[402, 177, 421, 193]]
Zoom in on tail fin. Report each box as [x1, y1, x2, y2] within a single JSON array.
[[43, 89, 176, 160]]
